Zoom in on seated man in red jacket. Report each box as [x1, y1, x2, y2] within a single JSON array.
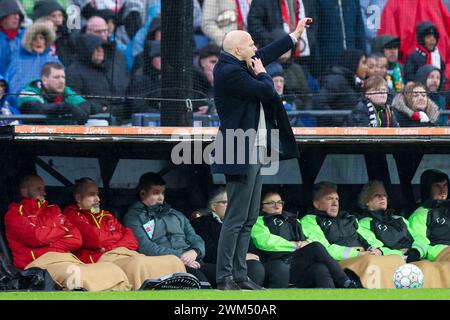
[[63, 177, 185, 290], [4, 174, 131, 291]]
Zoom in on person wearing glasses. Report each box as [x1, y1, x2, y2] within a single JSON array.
[[392, 82, 440, 127], [250, 189, 358, 288], [347, 75, 399, 127], [191, 186, 265, 287]]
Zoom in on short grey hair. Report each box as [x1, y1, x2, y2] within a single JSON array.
[[312, 181, 338, 202]]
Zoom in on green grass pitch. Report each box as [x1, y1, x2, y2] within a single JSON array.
[[0, 289, 449, 300]]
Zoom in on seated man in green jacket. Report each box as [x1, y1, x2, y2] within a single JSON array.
[[300, 181, 405, 288], [18, 62, 99, 124], [123, 172, 216, 287], [409, 169, 450, 263]]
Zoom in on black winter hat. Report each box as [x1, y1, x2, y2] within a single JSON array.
[[32, 0, 66, 21], [266, 62, 284, 78], [416, 21, 439, 47], [337, 49, 365, 75]]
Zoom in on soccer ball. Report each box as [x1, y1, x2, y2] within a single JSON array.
[[393, 264, 424, 289]]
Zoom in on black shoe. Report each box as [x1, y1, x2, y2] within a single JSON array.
[[342, 279, 361, 289], [235, 278, 265, 290], [217, 276, 240, 290]]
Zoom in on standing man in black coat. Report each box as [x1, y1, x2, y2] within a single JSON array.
[[211, 17, 311, 290]]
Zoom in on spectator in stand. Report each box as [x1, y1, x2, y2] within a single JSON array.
[[366, 55, 380, 79], [376, 54, 388, 79], [201, 0, 253, 47], [18, 62, 96, 125], [247, 0, 319, 77], [193, 44, 220, 115], [265, 62, 304, 127], [251, 190, 358, 288], [4, 174, 132, 291], [0, 75, 20, 126], [125, 40, 161, 119], [266, 63, 295, 112], [371, 35, 404, 93], [32, 0, 75, 67], [85, 16, 129, 110], [63, 177, 186, 290], [404, 22, 446, 88], [5, 20, 61, 105], [316, 0, 366, 77], [123, 172, 216, 287], [66, 33, 124, 119], [0, 0, 26, 76], [130, 16, 160, 76], [414, 65, 446, 123], [348, 75, 399, 127], [314, 49, 367, 127], [300, 182, 406, 288], [191, 186, 265, 287], [392, 82, 440, 127]]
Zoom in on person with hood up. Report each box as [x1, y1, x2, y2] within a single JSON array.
[[392, 82, 440, 127], [371, 35, 404, 93], [32, 0, 75, 67], [5, 19, 60, 105], [66, 33, 124, 119], [0, 75, 20, 126], [404, 22, 446, 87], [125, 40, 161, 120], [0, 0, 26, 76], [414, 65, 446, 124], [409, 169, 450, 263], [313, 49, 367, 126], [407, 170, 450, 287]]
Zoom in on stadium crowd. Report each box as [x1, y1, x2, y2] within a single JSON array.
[[0, 0, 450, 126], [2, 169, 449, 290]]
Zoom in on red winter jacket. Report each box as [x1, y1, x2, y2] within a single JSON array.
[[63, 204, 138, 263], [378, 0, 450, 89], [4, 198, 82, 269]]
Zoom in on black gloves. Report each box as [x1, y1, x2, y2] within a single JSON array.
[[406, 248, 421, 263]]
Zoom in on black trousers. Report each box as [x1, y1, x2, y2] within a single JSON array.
[[264, 242, 349, 288]]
